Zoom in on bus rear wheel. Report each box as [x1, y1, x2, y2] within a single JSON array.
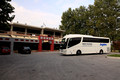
[[99, 50, 103, 54], [76, 50, 81, 55]]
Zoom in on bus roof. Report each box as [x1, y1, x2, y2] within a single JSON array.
[[63, 34, 109, 39]]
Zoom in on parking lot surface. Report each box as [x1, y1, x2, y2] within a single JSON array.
[[0, 52, 120, 80]]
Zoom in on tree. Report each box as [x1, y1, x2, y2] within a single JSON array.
[[0, 0, 15, 30], [60, 8, 74, 35], [86, 5, 97, 35], [93, 0, 120, 40], [74, 6, 87, 34], [60, 6, 87, 35], [60, 0, 120, 41]]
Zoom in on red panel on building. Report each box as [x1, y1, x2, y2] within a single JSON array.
[[15, 39, 19, 41], [0, 38, 3, 40], [31, 40, 33, 42], [38, 36, 54, 52], [35, 40, 38, 42], [5, 38, 9, 40], [26, 40, 29, 42], [21, 39, 24, 41]]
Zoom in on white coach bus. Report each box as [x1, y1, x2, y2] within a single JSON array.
[[60, 34, 111, 55]]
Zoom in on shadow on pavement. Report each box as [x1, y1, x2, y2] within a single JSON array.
[[61, 53, 108, 56]]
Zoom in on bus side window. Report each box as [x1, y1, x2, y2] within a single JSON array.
[[68, 38, 81, 48]]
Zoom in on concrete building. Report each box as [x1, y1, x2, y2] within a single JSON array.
[[0, 22, 65, 53]]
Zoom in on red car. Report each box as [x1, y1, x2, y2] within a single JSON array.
[[0, 47, 11, 54]]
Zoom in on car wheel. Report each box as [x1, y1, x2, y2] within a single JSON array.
[[28, 51, 31, 54], [7, 53, 10, 55]]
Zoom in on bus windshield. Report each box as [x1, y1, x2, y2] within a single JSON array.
[[60, 38, 69, 49]]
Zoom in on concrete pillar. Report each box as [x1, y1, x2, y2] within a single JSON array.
[[53, 32, 55, 38], [60, 33, 63, 38], [41, 29, 44, 35], [25, 28, 27, 35], [10, 24, 13, 35], [10, 38, 14, 54]]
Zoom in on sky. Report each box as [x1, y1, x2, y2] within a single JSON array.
[[11, 0, 94, 29]]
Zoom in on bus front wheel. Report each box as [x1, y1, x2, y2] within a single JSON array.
[[76, 50, 81, 55]]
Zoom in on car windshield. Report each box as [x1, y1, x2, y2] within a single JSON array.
[[24, 47, 30, 49], [3, 47, 9, 49], [60, 38, 69, 49]]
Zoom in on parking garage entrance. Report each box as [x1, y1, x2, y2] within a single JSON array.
[[14, 42, 38, 51], [0, 41, 10, 47]]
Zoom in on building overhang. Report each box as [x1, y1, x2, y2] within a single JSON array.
[[11, 23, 42, 30], [43, 27, 65, 33], [11, 23, 65, 33]]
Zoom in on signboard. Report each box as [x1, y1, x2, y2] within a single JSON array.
[[44, 40, 48, 42]]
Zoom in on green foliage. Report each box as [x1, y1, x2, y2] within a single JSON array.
[[0, 0, 15, 29], [60, 0, 120, 41], [60, 7, 87, 35], [108, 54, 120, 57]]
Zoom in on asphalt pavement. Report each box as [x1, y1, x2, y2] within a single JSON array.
[[0, 52, 120, 80]]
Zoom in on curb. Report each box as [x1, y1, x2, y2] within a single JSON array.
[[106, 56, 120, 59]]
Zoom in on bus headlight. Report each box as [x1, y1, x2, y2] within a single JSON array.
[[60, 49, 66, 53]]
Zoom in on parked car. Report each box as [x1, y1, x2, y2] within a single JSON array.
[[18, 46, 31, 54], [0, 46, 10, 54]]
